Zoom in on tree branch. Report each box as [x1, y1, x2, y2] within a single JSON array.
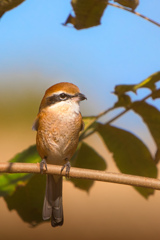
[[81, 89, 157, 140], [108, 3, 160, 27], [0, 162, 160, 190]]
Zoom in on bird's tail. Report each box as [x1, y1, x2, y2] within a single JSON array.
[[43, 174, 63, 227]]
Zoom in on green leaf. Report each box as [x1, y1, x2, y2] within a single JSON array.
[[155, 149, 160, 164], [114, 0, 139, 11], [64, 0, 108, 30], [114, 84, 135, 96], [10, 145, 40, 164], [97, 123, 157, 198], [0, 0, 25, 18], [79, 116, 97, 141], [134, 71, 160, 92], [113, 72, 160, 109], [114, 71, 160, 97], [114, 93, 132, 108], [152, 89, 160, 100], [69, 142, 107, 192], [0, 172, 32, 197], [4, 173, 46, 226], [82, 116, 97, 131], [132, 101, 160, 149], [0, 145, 40, 197]]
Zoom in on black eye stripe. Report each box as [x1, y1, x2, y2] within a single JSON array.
[[46, 93, 74, 105]]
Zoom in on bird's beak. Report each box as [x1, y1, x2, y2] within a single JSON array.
[[78, 93, 87, 101]]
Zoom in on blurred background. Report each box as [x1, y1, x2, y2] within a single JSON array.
[[1, 0, 160, 239]]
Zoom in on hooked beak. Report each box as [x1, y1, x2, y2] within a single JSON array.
[[77, 93, 87, 101]]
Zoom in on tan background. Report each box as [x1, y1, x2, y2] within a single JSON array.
[[1, 122, 160, 240]]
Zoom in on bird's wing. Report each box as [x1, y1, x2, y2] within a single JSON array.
[[32, 115, 39, 131]]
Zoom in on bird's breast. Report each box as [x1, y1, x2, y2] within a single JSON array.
[[36, 104, 82, 165]]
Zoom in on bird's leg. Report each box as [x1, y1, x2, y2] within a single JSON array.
[[61, 158, 71, 177], [40, 158, 48, 174]]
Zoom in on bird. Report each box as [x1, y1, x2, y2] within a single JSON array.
[[32, 82, 87, 227]]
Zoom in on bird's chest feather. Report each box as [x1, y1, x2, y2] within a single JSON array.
[[36, 102, 82, 163]]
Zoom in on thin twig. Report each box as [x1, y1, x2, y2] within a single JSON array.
[[98, 90, 154, 125], [82, 90, 156, 140], [0, 162, 160, 190], [79, 107, 115, 141], [95, 107, 115, 120], [108, 3, 160, 27]]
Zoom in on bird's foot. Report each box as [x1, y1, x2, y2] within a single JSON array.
[[40, 158, 48, 174], [61, 160, 71, 177]]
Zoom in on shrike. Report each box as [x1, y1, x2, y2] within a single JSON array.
[[33, 82, 87, 227]]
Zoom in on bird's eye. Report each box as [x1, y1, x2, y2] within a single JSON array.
[[59, 93, 67, 100]]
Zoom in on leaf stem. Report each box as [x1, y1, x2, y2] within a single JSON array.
[[82, 89, 158, 140], [95, 106, 115, 119], [106, 90, 155, 125], [108, 3, 160, 27]]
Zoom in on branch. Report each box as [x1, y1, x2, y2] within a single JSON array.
[[82, 89, 158, 140], [108, 3, 160, 27], [0, 162, 160, 190]]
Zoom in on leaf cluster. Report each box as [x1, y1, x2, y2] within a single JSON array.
[[0, 71, 160, 226], [79, 71, 160, 198], [63, 0, 154, 30], [1, 0, 159, 29]]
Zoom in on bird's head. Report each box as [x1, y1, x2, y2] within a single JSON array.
[[39, 82, 87, 112]]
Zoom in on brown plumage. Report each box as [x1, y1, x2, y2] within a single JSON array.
[[33, 82, 86, 227]]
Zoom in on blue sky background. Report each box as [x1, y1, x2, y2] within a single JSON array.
[[1, 0, 160, 152]]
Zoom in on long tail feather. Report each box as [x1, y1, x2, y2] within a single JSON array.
[[43, 174, 63, 227]]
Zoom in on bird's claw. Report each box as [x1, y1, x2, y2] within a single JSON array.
[[61, 161, 71, 177], [40, 159, 47, 174]]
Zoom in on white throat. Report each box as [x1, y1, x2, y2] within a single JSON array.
[[49, 99, 80, 114], [71, 101, 80, 114]]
